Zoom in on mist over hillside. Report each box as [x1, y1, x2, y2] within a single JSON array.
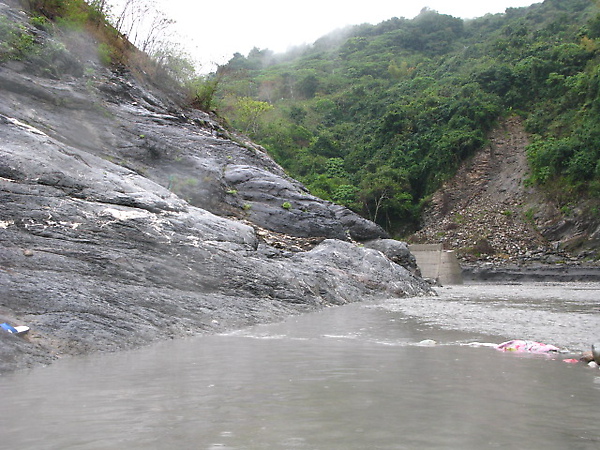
[[214, 0, 600, 260]]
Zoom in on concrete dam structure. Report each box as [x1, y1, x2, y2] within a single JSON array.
[[409, 244, 463, 285]]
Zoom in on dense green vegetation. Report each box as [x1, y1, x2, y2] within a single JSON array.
[[215, 0, 600, 235], [5, 1, 599, 236]]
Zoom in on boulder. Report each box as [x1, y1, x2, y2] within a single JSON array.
[[363, 239, 420, 275]]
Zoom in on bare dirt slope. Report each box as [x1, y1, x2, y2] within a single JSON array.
[[410, 117, 592, 265]]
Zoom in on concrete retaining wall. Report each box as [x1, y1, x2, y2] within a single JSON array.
[[409, 244, 463, 285]]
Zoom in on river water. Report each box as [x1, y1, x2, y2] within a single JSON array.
[[1, 283, 600, 449]]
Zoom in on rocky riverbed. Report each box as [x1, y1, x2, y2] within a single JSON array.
[[0, 0, 431, 373]]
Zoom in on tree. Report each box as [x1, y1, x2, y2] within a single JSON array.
[[332, 184, 360, 209], [388, 60, 415, 79], [214, 0, 600, 232], [234, 97, 273, 134], [309, 131, 341, 158], [112, 0, 174, 54], [358, 166, 411, 225], [297, 73, 319, 98]]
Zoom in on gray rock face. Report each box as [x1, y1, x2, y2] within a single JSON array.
[[362, 239, 420, 276], [0, 4, 429, 372]]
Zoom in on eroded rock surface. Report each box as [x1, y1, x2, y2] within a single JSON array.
[[0, 2, 429, 372]]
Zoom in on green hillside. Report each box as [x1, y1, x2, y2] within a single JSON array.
[[215, 0, 600, 235]]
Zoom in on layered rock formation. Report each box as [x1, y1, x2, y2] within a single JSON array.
[[0, 1, 429, 372]]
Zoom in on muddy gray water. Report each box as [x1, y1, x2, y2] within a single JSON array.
[[1, 283, 600, 449]]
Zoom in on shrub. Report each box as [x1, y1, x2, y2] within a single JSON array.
[[0, 16, 35, 61], [97, 42, 113, 65], [189, 76, 220, 111], [27, 0, 108, 28]]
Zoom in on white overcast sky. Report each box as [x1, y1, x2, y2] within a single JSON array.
[[118, 0, 540, 71]]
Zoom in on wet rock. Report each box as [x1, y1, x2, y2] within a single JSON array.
[[0, 3, 429, 373], [362, 239, 419, 275], [224, 165, 347, 240], [330, 204, 389, 242]]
